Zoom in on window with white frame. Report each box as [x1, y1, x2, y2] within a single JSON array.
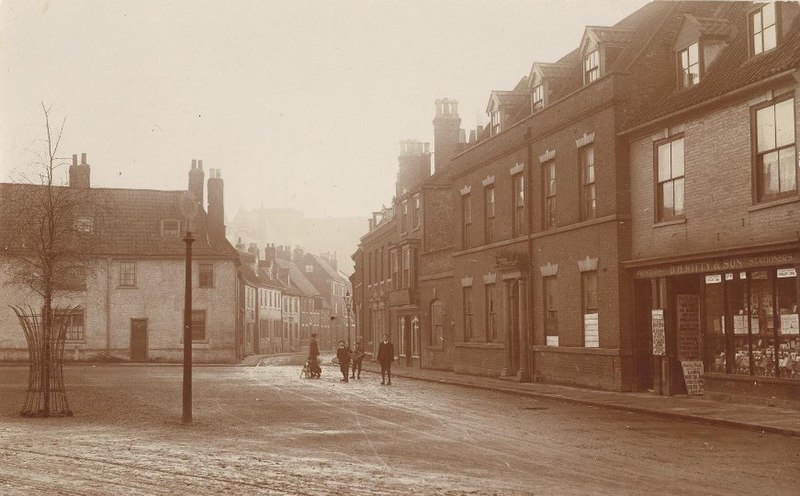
[[119, 261, 136, 287], [655, 136, 685, 221], [584, 49, 600, 84], [484, 186, 495, 244], [532, 83, 544, 111], [491, 109, 502, 135], [512, 173, 525, 236], [580, 145, 596, 221], [750, 2, 777, 56], [754, 95, 796, 202], [678, 42, 701, 89], [543, 161, 556, 229], [462, 194, 472, 248]]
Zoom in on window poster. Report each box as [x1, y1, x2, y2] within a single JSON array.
[[584, 313, 599, 348], [546, 336, 559, 347], [780, 314, 799, 335]]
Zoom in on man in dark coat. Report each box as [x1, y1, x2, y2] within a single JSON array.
[[336, 340, 351, 382], [350, 337, 364, 379], [308, 333, 321, 378], [376, 333, 394, 385]]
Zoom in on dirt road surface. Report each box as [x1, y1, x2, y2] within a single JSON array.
[[0, 359, 798, 495]]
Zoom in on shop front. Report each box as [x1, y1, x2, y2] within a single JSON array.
[[628, 245, 800, 408]]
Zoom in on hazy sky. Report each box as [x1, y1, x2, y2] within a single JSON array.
[[1, 0, 648, 220]]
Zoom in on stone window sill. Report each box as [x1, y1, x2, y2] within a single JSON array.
[[652, 217, 686, 228], [747, 195, 800, 212]]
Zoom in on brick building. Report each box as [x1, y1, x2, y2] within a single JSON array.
[[351, 1, 800, 406], [621, 1, 800, 406], [0, 156, 240, 363]]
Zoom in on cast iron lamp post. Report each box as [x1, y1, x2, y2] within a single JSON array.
[[180, 193, 197, 425], [344, 290, 353, 347]]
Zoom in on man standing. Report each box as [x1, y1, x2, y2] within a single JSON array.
[[350, 337, 364, 379], [336, 340, 351, 382], [376, 333, 394, 385], [308, 333, 321, 378]]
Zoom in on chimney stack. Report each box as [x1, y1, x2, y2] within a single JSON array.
[[432, 98, 463, 173], [207, 168, 225, 241], [68, 152, 91, 188], [188, 159, 205, 206]]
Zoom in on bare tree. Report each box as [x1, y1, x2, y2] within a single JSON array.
[[1, 104, 102, 416]]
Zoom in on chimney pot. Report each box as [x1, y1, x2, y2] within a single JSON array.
[[81, 153, 87, 165], [198, 159, 203, 170], [192, 159, 197, 169], [72, 154, 78, 166]]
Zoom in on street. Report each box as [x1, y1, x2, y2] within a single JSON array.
[[0, 358, 798, 495]]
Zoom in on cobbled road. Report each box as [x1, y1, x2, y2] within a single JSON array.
[[0, 359, 798, 495]]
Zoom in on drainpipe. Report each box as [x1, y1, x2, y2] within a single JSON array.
[[106, 257, 112, 354], [525, 127, 536, 382]]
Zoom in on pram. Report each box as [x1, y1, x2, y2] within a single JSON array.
[[301, 358, 322, 379]]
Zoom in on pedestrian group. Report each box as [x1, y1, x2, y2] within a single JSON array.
[[307, 333, 394, 385]]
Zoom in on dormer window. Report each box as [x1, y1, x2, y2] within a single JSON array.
[[751, 2, 777, 55], [584, 50, 600, 84], [678, 42, 701, 89], [491, 109, 502, 135], [532, 84, 544, 112], [161, 219, 180, 236]]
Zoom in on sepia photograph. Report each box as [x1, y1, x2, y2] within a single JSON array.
[[1, 0, 799, 494]]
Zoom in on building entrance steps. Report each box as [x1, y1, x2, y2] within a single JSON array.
[[360, 359, 800, 437]]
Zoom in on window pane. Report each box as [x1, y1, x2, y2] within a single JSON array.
[[688, 43, 698, 64], [756, 106, 776, 152], [778, 146, 797, 193], [762, 3, 775, 27], [763, 25, 777, 51], [761, 150, 780, 197], [680, 49, 689, 68], [672, 139, 684, 177], [674, 178, 685, 216], [753, 33, 763, 54], [775, 99, 795, 148], [662, 181, 674, 212], [752, 11, 761, 32], [657, 143, 671, 181]]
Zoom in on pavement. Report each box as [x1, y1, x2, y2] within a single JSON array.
[[339, 357, 800, 438]]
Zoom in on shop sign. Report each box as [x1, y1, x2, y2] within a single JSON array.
[[680, 360, 704, 395], [705, 274, 722, 284], [546, 336, 559, 347], [777, 268, 797, 278], [651, 309, 665, 356], [634, 253, 795, 279], [584, 313, 599, 348]]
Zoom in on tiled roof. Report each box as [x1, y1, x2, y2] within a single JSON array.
[[307, 253, 341, 281], [586, 26, 637, 45], [274, 258, 321, 297], [0, 183, 237, 259], [625, 3, 800, 130], [685, 15, 734, 37]]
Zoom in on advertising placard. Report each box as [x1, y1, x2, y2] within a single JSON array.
[[651, 309, 665, 356]]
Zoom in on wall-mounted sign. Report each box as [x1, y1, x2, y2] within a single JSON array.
[[651, 309, 665, 356], [705, 274, 722, 284], [633, 253, 795, 279], [725, 273, 734, 281], [781, 314, 800, 335], [777, 268, 797, 278], [546, 336, 559, 347]]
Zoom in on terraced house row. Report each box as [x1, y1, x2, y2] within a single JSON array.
[[351, 1, 800, 408]]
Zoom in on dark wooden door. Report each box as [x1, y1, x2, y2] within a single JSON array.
[[130, 319, 148, 361]]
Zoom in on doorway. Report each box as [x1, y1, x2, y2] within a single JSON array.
[[633, 279, 654, 391], [130, 319, 148, 361]]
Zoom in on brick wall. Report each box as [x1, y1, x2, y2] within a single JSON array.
[[628, 82, 800, 261]]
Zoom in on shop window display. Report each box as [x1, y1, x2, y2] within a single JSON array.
[[705, 267, 798, 379]]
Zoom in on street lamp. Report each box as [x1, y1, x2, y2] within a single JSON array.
[[344, 290, 353, 347], [180, 193, 197, 425]]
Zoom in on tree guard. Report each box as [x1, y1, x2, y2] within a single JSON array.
[[11, 305, 75, 417]]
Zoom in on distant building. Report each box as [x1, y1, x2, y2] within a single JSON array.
[[228, 207, 364, 274], [0, 157, 239, 363]]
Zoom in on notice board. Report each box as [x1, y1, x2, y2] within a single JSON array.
[[651, 309, 665, 356], [680, 360, 704, 395]]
